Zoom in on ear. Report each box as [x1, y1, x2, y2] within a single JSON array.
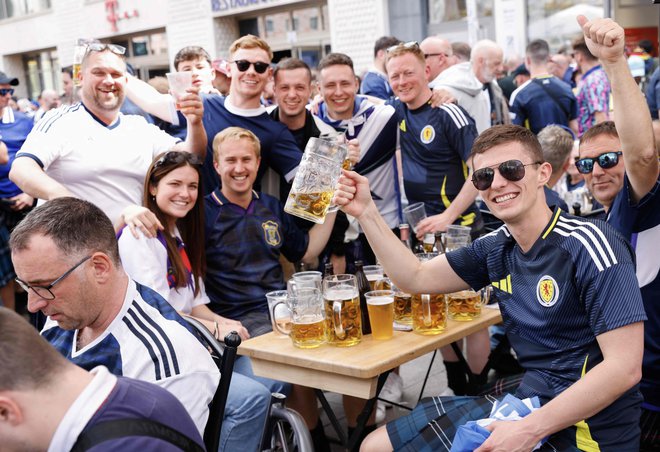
[[0, 394, 23, 426], [89, 252, 114, 284], [149, 183, 157, 197], [538, 162, 553, 186]]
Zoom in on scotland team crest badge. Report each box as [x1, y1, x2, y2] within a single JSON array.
[[262, 220, 281, 246], [536, 275, 559, 307]]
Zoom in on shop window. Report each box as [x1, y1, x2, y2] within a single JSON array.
[[0, 0, 50, 20], [310, 16, 318, 30], [266, 19, 274, 33], [428, 0, 493, 23]]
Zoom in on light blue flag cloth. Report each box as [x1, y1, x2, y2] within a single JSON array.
[[450, 394, 544, 452]]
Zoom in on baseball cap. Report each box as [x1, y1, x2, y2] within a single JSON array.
[[212, 59, 231, 76], [0, 71, 19, 86], [511, 64, 530, 77], [628, 55, 645, 78]]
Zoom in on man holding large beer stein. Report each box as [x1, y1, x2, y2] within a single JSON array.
[[335, 19, 645, 452]]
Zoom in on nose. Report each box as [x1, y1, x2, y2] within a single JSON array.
[[26, 292, 48, 314], [490, 169, 509, 189], [591, 161, 606, 177]]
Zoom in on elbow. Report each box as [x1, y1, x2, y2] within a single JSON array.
[[8, 165, 20, 186]]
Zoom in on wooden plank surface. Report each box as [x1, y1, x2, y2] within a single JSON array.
[[239, 307, 502, 381]]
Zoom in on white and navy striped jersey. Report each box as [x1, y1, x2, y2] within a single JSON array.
[[42, 279, 219, 435], [447, 207, 646, 448]]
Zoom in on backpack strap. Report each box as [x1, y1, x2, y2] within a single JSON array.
[[70, 418, 205, 452]]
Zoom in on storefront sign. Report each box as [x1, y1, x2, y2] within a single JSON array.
[[211, 0, 303, 16], [105, 0, 139, 32]]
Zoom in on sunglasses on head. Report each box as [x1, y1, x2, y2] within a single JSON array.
[[471, 159, 543, 191], [153, 151, 202, 172], [0, 88, 14, 96], [575, 151, 622, 174], [231, 59, 269, 74], [387, 41, 419, 54], [85, 43, 126, 56]]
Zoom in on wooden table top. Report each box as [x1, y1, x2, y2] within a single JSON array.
[[238, 307, 502, 398]]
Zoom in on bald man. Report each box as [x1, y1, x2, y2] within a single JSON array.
[[420, 36, 454, 84]]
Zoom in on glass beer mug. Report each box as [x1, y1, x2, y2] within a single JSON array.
[[412, 253, 448, 335], [323, 274, 362, 347], [275, 287, 326, 349], [284, 136, 347, 224]]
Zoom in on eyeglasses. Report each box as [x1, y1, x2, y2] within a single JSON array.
[[387, 41, 419, 53], [0, 88, 14, 96], [575, 151, 622, 174], [153, 151, 202, 171], [424, 53, 451, 59], [231, 60, 270, 74], [471, 159, 543, 190], [15, 255, 92, 300], [86, 43, 126, 55]]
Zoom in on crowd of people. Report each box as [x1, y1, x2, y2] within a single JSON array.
[[0, 12, 658, 452]]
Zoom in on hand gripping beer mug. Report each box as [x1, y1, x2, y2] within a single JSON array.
[[448, 286, 491, 321], [274, 287, 326, 349], [323, 274, 362, 347], [412, 253, 448, 335], [284, 136, 347, 224], [365, 290, 395, 340]]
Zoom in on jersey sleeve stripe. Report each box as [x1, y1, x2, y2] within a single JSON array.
[[558, 217, 618, 264], [36, 103, 80, 133], [556, 220, 614, 267], [122, 315, 163, 380], [439, 104, 468, 129], [131, 301, 181, 375], [553, 227, 605, 271], [443, 103, 470, 127]]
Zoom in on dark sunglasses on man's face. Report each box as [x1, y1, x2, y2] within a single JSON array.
[[471, 159, 543, 191], [231, 60, 269, 74], [575, 151, 622, 174], [0, 88, 14, 96]]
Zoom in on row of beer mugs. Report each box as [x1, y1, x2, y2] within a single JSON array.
[[266, 271, 396, 349]]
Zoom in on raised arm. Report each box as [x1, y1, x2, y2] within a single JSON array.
[[9, 157, 72, 200], [125, 75, 176, 123], [579, 15, 659, 202], [301, 211, 337, 264], [171, 88, 207, 159], [334, 170, 469, 295]]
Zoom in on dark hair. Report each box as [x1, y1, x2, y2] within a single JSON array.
[[317, 53, 355, 74], [0, 308, 68, 391], [145, 152, 206, 296], [374, 36, 401, 57], [638, 39, 653, 55], [10, 197, 121, 265], [273, 57, 311, 84], [526, 39, 550, 65], [173, 46, 212, 71], [579, 121, 619, 146], [572, 35, 596, 61], [470, 124, 544, 163], [61, 66, 73, 77]]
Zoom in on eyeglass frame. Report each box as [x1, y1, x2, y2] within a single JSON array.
[[575, 151, 623, 174], [471, 159, 544, 191], [0, 88, 15, 96], [15, 255, 92, 300], [230, 59, 270, 74]]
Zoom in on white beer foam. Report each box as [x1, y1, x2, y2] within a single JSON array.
[[367, 296, 394, 305]]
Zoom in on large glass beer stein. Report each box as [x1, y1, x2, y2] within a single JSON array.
[[284, 136, 347, 224]]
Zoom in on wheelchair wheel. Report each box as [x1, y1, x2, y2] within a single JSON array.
[[263, 405, 314, 452]]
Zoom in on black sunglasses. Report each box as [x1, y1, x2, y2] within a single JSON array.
[[15, 255, 92, 300], [153, 151, 202, 170], [575, 151, 622, 174], [85, 43, 126, 56], [424, 53, 451, 59], [471, 159, 543, 191], [387, 41, 419, 53], [231, 59, 269, 74], [0, 88, 14, 96]]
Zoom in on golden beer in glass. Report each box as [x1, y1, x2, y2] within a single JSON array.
[[447, 290, 482, 321], [366, 290, 394, 340], [411, 293, 447, 335], [393, 292, 412, 325], [323, 274, 362, 347], [291, 315, 326, 348]]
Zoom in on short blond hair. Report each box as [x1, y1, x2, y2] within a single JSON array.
[[229, 35, 273, 61], [212, 127, 261, 163], [385, 42, 425, 66]]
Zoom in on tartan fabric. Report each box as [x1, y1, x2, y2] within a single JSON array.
[[641, 408, 660, 451]]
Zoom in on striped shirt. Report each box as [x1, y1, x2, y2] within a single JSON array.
[[447, 207, 646, 448], [42, 279, 219, 435]]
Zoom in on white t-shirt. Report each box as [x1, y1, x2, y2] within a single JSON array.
[[118, 228, 210, 314], [17, 103, 179, 224]]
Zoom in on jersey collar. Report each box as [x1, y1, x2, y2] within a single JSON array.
[[81, 102, 121, 129]]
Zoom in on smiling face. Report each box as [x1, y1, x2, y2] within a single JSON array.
[[472, 141, 550, 225], [176, 57, 215, 92], [318, 64, 358, 120], [80, 50, 127, 121], [229, 47, 272, 103], [274, 67, 311, 120], [387, 52, 430, 109], [214, 137, 261, 204], [12, 234, 95, 331], [579, 133, 625, 209], [150, 165, 199, 227]]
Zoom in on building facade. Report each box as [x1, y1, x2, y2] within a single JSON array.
[[0, 0, 656, 99]]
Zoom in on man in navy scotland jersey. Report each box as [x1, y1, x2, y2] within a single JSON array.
[[126, 37, 302, 196], [336, 39, 645, 448], [576, 17, 660, 450], [509, 39, 579, 135]]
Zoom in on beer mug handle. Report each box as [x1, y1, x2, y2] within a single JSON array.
[[332, 300, 347, 339], [272, 301, 291, 335], [422, 294, 432, 327], [481, 286, 492, 305]]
